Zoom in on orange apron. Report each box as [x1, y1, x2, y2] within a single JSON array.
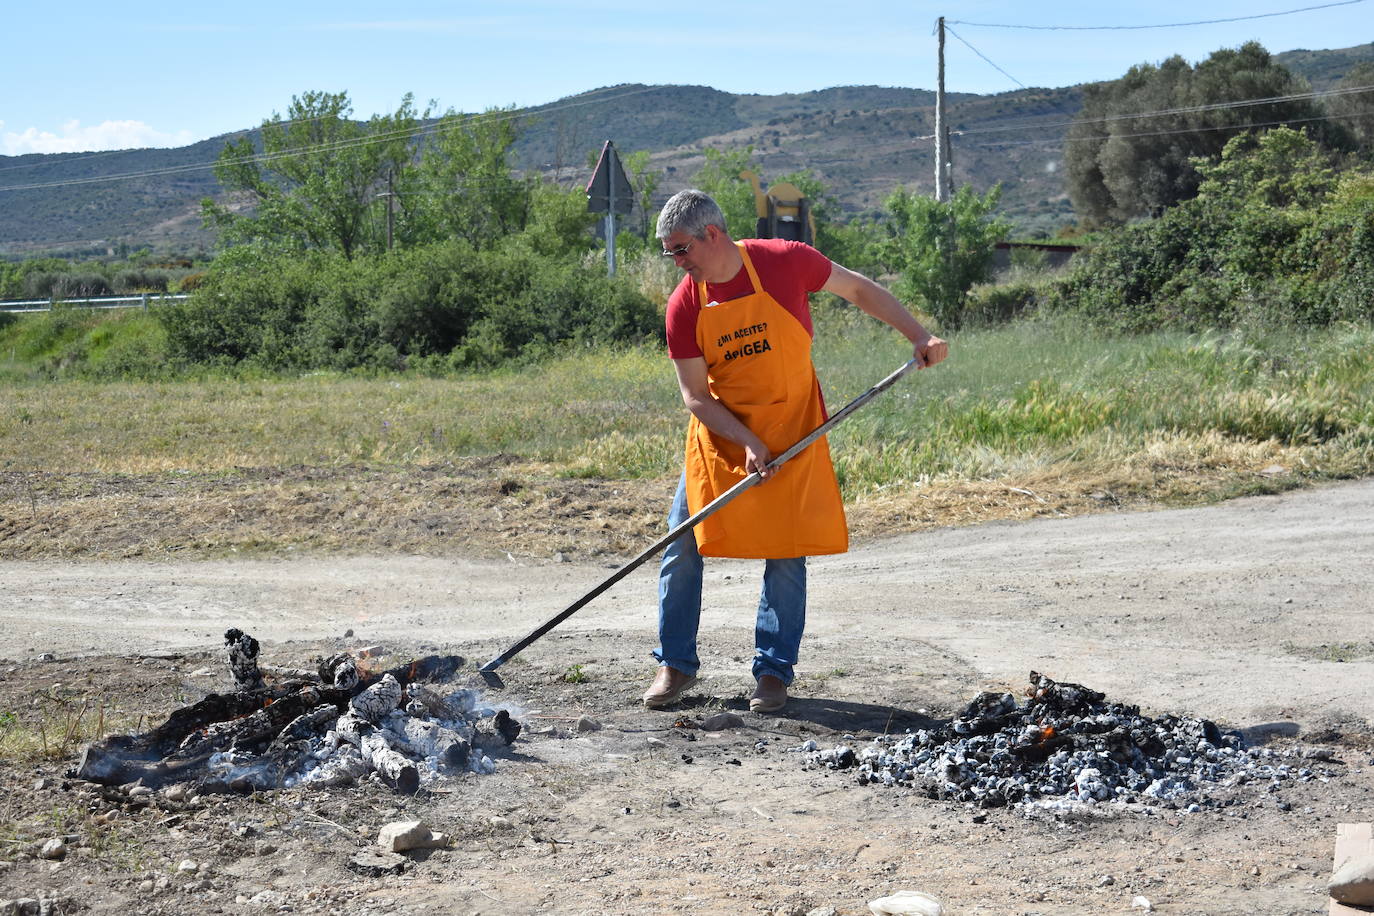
[[684, 243, 848, 559]]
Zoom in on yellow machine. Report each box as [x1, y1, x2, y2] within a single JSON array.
[[741, 170, 816, 246]]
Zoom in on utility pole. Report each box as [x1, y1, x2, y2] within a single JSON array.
[[385, 169, 395, 251], [934, 16, 952, 203]]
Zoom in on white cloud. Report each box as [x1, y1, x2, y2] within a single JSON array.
[[1, 119, 195, 155]]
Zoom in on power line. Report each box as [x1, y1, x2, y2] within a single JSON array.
[[0, 84, 665, 190], [944, 25, 1026, 89], [952, 83, 1374, 137], [959, 109, 1370, 149], [948, 0, 1366, 31], [0, 83, 653, 174]]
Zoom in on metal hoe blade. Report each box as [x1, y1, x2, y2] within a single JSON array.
[[477, 358, 920, 682]]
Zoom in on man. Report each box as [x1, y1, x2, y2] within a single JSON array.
[[644, 189, 948, 714]]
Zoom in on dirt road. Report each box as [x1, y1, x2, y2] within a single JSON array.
[[2, 480, 1371, 915], [5, 478, 1371, 726]]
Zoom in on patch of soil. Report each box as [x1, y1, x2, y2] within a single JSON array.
[[2, 478, 1373, 914], [0, 461, 671, 560], [0, 458, 1309, 562], [2, 634, 1371, 916]]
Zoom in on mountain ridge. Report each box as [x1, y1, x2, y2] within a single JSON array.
[[1, 41, 1369, 257]]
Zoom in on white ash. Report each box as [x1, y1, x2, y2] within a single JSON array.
[[803, 671, 1342, 810], [290, 687, 513, 788], [78, 629, 520, 795], [318, 652, 360, 690], [223, 628, 264, 691], [350, 673, 404, 723]]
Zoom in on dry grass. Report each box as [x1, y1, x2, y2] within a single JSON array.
[[2, 318, 1372, 559], [0, 685, 137, 764], [1, 347, 680, 474]]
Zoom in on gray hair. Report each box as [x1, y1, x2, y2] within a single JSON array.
[[656, 189, 728, 240]]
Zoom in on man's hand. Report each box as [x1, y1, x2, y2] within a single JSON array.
[[743, 437, 775, 479], [674, 357, 778, 480], [915, 335, 949, 369], [821, 265, 950, 371]]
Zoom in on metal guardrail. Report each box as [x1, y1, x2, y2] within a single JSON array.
[[0, 293, 189, 314]]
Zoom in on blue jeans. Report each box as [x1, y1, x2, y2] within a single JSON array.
[[654, 474, 807, 685]]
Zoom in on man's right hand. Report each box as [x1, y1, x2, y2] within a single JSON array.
[[675, 357, 777, 480], [744, 437, 774, 479]]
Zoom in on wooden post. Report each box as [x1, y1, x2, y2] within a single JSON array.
[[935, 16, 952, 203], [386, 169, 395, 252]]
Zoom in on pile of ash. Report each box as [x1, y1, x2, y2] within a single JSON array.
[[76, 629, 520, 796], [805, 671, 1339, 810]]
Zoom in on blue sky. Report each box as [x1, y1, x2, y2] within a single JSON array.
[[2, 0, 1369, 155]]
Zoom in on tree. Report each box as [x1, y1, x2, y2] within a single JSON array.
[[1066, 42, 1336, 225], [410, 107, 535, 249], [881, 184, 1010, 330], [1050, 127, 1374, 330], [204, 91, 422, 258], [1194, 127, 1340, 210], [620, 149, 663, 241], [1326, 62, 1374, 156], [692, 147, 760, 239]]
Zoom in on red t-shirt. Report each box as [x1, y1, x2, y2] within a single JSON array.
[[665, 239, 833, 359]]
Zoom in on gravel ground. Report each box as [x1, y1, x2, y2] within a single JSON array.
[[2, 479, 1372, 915]]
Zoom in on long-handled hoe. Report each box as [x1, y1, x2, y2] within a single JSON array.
[[478, 358, 921, 687]]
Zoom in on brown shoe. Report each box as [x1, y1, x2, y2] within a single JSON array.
[[749, 675, 788, 713], [642, 666, 699, 709]]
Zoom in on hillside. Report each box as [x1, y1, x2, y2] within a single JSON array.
[[0, 41, 1369, 256]]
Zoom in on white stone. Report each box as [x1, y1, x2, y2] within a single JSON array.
[[37, 838, 66, 861], [162, 784, 192, 803], [867, 889, 943, 915], [376, 820, 448, 853], [1330, 854, 1374, 905], [700, 712, 745, 731]]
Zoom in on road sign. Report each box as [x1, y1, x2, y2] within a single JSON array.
[[586, 141, 633, 215]]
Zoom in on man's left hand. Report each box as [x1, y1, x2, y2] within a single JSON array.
[[915, 335, 949, 369]]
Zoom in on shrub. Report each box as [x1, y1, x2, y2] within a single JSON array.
[[160, 239, 659, 372], [1049, 131, 1374, 331], [113, 269, 171, 293], [25, 271, 113, 300]]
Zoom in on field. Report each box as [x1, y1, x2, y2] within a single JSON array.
[[2, 312, 1373, 915], [4, 313, 1372, 560]]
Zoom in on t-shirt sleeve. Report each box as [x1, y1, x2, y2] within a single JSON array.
[[664, 277, 702, 360], [786, 240, 834, 293]]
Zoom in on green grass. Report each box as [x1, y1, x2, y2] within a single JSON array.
[[0, 687, 130, 763], [2, 308, 1373, 498], [1282, 640, 1374, 662]]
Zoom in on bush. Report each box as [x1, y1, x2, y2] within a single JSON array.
[[1049, 130, 1374, 331], [160, 239, 659, 372], [964, 276, 1046, 326], [159, 246, 324, 369], [25, 271, 113, 300], [113, 269, 171, 293]]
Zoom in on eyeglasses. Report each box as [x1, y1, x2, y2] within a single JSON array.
[[660, 241, 694, 258]]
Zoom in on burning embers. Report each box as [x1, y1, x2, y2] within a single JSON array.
[[808, 671, 1337, 810], [75, 629, 519, 795]]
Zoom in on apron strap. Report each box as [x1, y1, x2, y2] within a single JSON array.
[[695, 241, 762, 306]]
